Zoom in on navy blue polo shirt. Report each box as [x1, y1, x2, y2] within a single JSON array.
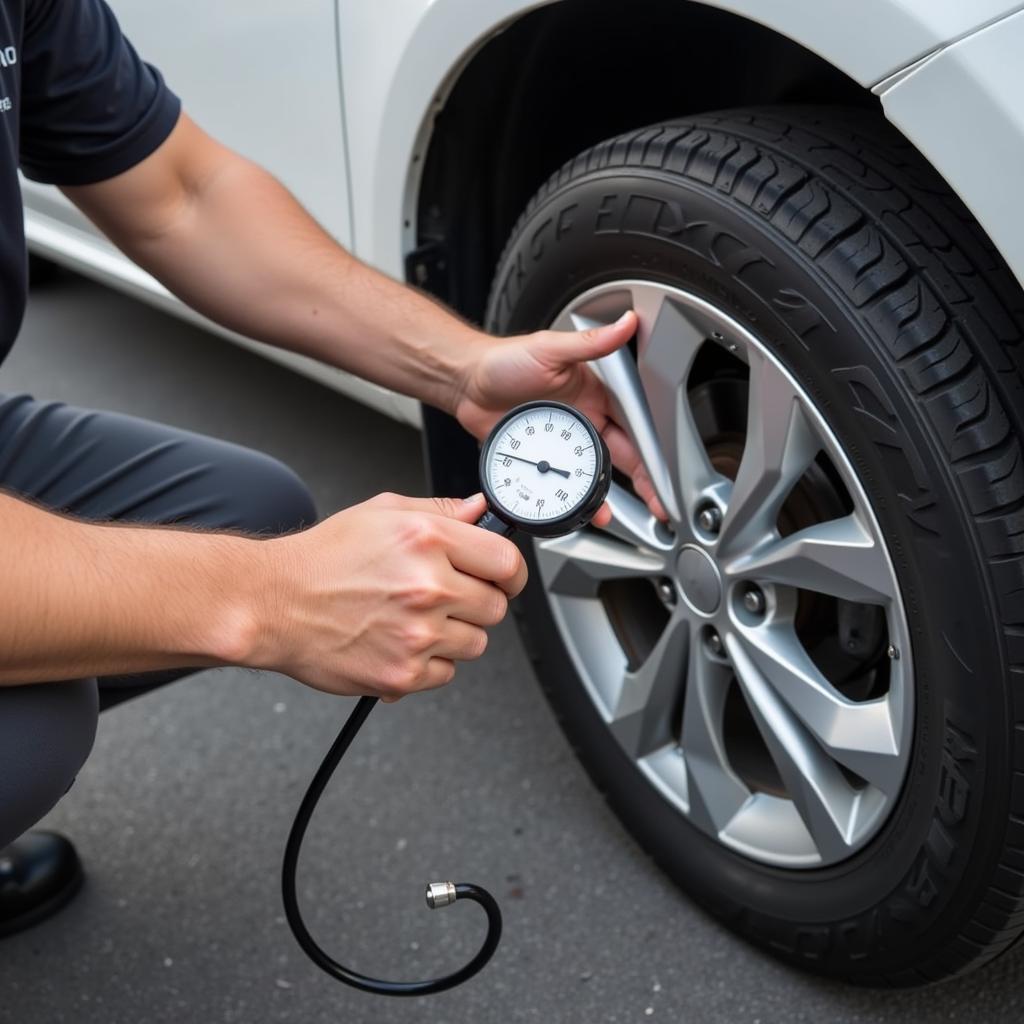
[[0, 0, 180, 363]]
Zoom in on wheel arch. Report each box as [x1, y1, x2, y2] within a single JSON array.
[[409, 1, 882, 323], [412, 0, 879, 495], [395, 0, 1024, 494]]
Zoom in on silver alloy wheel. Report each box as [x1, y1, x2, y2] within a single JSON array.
[[539, 281, 914, 868]]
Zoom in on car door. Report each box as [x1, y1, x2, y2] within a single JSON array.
[[22, 0, 352, 251]]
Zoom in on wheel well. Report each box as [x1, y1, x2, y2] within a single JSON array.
[[411, 0, 875, 323], [414, 0, 877, 496]]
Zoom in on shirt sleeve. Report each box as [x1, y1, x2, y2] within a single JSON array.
[[18, 0, 181, 186]]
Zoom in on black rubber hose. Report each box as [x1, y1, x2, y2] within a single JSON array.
[[281, 695, 503, 996]]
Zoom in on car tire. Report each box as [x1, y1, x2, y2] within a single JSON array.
[[485, 107, 1024, 985]]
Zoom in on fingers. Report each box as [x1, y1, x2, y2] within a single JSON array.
[[534, 310, 638, 364], [380, 657, 456, 702], [591, 501, 612, 529], [296, 492, 521, 705], [442, 518, 528, 598], [383, 617, 488, 702], [382, 606, 497, 702], [446, 575, 509, 627], [368, 491, 525, 594], [429, 493, 488, 524], [602, 422, 669, 521], [368, 490, 487, 524], [579, 309, 638, 358], [432, 619, 489, 662]]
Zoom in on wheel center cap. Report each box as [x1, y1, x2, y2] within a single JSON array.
[[676, 545, 722, 615]]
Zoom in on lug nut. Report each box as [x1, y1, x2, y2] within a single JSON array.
[[657, 578, 677, 605], [697, 505, 722, 535], [706, 630, 724, 657], [743, 586, 766, 616]]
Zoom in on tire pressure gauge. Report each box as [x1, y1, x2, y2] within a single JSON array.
[[477, 400, 611, 537], [283, 402, 611, 998]]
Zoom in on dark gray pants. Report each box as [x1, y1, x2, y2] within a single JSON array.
[[0, 394, 317, 847]]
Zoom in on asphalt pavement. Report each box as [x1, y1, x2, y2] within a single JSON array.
[[2, 269, 1023, 1024]]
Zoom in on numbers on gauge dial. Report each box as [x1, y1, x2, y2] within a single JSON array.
[[486, 408, 597, 522]]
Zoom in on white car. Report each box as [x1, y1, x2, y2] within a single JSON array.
[[24, 0, 1024, 987]]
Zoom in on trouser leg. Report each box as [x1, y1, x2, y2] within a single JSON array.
[[0, 393, 317, 533], [0, 680, 98, 848], [0, 393, 318, 841]]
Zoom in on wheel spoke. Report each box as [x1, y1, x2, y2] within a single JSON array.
[[535, 530, 666, 598], [681, 640, 749, 833], [571, 309, 680, 522], [725, 514, 896, 605], [734, 625, 902, 795], [566, 283, 729, 526], [609, 610, 689, 759], [727, 634, 859, 862], [601, 481, 676, 554], [636, 294, 724, 521], [716, 350, 820, 559]]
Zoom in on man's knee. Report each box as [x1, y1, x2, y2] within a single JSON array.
[[0, 679, 98, 848], [225, 449, 317, 536]]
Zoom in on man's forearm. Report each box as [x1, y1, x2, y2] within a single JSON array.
[[0, 493, 259, 685], [64, 116, 485, 414]]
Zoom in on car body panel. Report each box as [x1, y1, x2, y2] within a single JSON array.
[[345, 0, 1024, 280], [701, 0, 1024, 85], [22, 202, 409, 420], [20, 0, 1024, 427], [876, 9, 1024, 293], [23, 0, 353, 245], [21, 0, 415, 421]]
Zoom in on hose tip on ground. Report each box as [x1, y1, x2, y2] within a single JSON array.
[[425, 881, 457, 909]]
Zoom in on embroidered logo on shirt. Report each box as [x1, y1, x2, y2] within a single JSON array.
[[0, 45, 14, 111]]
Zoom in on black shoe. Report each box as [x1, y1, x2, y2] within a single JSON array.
[[0, 831, 83, 938]]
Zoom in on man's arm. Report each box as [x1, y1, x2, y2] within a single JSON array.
[[0, 492, 254, 684], [0, 491, 525, 693], [62, 114, 484, 416], [63, 114, 664, 519]]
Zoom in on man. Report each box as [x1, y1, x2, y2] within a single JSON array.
[[0, 0, 654, 937]]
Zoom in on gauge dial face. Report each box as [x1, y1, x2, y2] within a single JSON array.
[[483, 405, 600, 525]]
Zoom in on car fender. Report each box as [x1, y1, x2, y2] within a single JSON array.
[[341, 0, 1024, 284], [876, 10, 1024, 294]]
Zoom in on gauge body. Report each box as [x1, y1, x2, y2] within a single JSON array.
[[479, 401, 610, 538]]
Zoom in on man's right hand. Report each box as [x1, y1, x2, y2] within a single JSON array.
[[247, 492, 526, 700]]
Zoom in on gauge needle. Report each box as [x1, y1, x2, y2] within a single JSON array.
[[496, 452, 571, 478]]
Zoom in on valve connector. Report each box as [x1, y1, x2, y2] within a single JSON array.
[[425, 881, 457, 910]]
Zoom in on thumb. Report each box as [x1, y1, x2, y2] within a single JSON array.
[[558, 309, 637, 362], [429, 492, 488, 523], [367, 491, 486, 522]]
